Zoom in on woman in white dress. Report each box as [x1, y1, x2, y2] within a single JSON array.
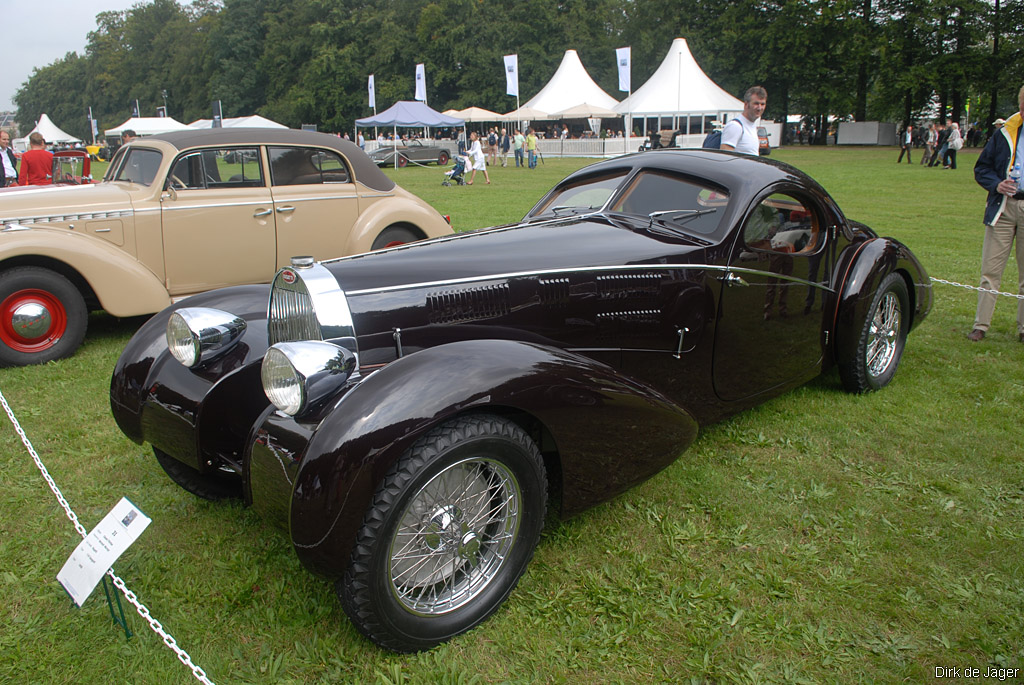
[[467, 131, 490, 185]]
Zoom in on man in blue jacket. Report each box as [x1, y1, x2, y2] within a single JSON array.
[[971, 85, 1024, 342]]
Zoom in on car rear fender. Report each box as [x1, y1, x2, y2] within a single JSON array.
[[0, 226, 170, 316], [282, 339, 699, 579], [832, 237, 930, 363], [347, 188, 451, 254]]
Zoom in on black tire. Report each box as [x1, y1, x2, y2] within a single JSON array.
[[397, 154, 409, 168], [437, 151, 450, 165], [371, 225, 420, 250], [838, 272, 910, 393], [340, 414, 547, 652], [153, 448, 242, 501], [0, 267, 87, 367]]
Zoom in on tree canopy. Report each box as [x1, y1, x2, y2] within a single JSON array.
[[15, 0, 1024, 143]]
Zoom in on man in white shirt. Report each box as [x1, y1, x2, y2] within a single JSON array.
[[721, 86, 767, 155]]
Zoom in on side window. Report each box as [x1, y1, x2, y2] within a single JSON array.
[[168, 153, 205, 189], [269, 147, 350, 185], [167, 148, 263, 189], [743, 193, 821, 254], [114, 148, 163, 186], [315, 150, 351, 183]]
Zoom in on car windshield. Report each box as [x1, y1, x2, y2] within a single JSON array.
[[103, 146, 128, 181], [609, 170, 729, 235], [113, 148, 163, 186], [531, 170, 628, 216]]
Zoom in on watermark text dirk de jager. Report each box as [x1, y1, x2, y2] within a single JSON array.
[[935, 666, 1019, 681]]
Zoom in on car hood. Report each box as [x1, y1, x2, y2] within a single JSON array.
[[321, 215, 707, 295], [0, 182, 136, 223]]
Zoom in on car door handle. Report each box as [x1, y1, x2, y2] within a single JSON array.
[[253, 208, 273, 217], [722, 272, 748, 287], [276, 205, 296, 213]]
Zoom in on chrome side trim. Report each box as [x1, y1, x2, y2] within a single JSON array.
[[1, 209, 134, 225], [159, 200, 274, 211], [347, 262, 833, 296], [271, 194, 359, 202]]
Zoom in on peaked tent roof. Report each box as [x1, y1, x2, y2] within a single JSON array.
[[553, 103, 620, 119], [450, 106, 505, 122], [614, 38, 744, 116], [523, 50, 619, 115], [187, 114, 288, 129], [503, 105, 552, 121], [105, 116, 190, 137], [26, 113, 81, 143], [355, 101, 464, 127]]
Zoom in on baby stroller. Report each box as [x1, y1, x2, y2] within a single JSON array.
[[442, 154, 469, 186]]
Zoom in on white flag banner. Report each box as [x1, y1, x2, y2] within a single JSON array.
[[368, 74, 376, 109], [616, 47, 631, 92], [414, 64, 426, 102], [504, 54, 519, 97]]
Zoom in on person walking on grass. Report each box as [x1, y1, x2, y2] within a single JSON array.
[[466, 131, 490, 185], [897, 125, 913, 163]]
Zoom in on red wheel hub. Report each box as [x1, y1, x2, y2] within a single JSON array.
[[0, 289, 67, 352]]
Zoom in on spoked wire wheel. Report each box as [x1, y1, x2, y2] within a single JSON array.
[[389, 456, 520, 616], [340, 414, 546, 652], [865, 289, 902, 379]]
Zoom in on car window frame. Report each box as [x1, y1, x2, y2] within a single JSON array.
[[607, 167, 732, 237], [103, 145, 129, 181], [267, 145, 353, 187], [167, 146, 266, 191], [740, 187, 827, 256], [111, 147, 164, 186]]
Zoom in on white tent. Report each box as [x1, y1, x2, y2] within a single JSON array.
[[615, 38, 744, 137], [446, 107, 505, 123], [186, 114, 288, 129], [104, 116, 190, 137], [20, 113, 81, 144], [521, 50, 619, 115]]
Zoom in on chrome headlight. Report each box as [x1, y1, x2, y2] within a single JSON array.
[[167, 307, 247, 368], [261, 341, 357, 416]]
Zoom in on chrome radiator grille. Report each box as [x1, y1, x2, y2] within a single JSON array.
[[268, 273, 322, 345]]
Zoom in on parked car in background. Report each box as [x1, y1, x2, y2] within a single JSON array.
[[0, 128, 452, 366], [0, 150, 94, 191], [758, 126, 771, 155], [111, 149, 931, 652], [369, 139, 451, 167]]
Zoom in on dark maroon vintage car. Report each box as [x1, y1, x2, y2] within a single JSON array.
[[110, 150, 931, 652]]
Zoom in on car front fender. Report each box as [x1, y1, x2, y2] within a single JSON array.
[[110, 285, 272, 469], [0, 225, 170, 316], [833, 237, 932, 363], [279, 339, 699, 579]]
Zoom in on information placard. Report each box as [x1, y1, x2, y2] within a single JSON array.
[[57, 497, 151, 606]]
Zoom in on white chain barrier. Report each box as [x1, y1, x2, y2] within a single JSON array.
[[0, 387, 215, 685], [930, 276, 1024, 300]]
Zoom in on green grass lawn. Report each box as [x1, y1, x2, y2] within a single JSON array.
[[1, 147, 1022, 683]]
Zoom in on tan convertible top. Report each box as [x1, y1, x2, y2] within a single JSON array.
[[146, 128, 396, 192]]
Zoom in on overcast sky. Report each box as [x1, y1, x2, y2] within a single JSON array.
[[4, 1, 140, 117]]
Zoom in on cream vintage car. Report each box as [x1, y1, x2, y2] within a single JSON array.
[[0, 128, 452, 366]]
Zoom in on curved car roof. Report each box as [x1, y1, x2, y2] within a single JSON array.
[[144, 128, 395, 192], [560, 149, 828, 200]]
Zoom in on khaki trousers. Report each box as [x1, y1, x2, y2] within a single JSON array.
[[974, 197, 1024, 334]]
